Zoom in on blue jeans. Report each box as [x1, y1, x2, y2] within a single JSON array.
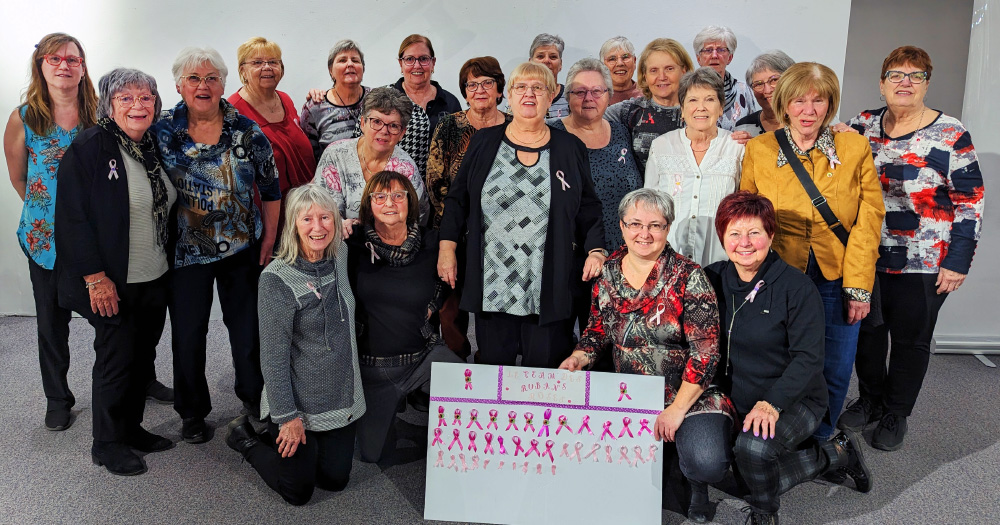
[[809, 275, 861, 440]]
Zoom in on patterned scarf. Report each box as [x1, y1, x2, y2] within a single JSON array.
[[98, 117, 169, 246], [722, 71, 738, 114], [776, 126, 841, 168], [362, 223, 422, 267]]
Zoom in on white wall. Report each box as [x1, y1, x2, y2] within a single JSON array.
[[0, 0, 853, 315]]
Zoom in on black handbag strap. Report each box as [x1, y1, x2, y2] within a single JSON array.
[[775, 129, 850, 246]]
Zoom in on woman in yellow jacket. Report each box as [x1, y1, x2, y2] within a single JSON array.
[[741, 62, 885, 441]]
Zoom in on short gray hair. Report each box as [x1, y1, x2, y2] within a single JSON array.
[[745, 50, 795, 85], [599, 36, 635, 62], [328, 39, 365, 71], [97, 68, 162, 121], [529, 33, 564, 58], [361, 87, 412, 129], [693, 25, 737, 54], [171, 47, 228, 88], [678, 67, 725, 108], [618, 188, 675, 226], [565, 58, 614, 97], [275, 184, 342, 265]]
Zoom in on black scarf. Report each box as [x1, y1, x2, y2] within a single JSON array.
[[98, 117, 169, 247], [362, 223, 422, 267], [722, 71, 737, 114]]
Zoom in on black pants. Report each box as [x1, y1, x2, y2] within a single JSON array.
[[89, 275, 168, 441], [474, 312, 573, 368], [856, 272, 948, 416], [27, 259, 74, 413], [169, 246, 263, 419], [245, 421, 356, 506]]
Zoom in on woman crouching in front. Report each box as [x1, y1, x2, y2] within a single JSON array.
[[226, 184, 365, 505]]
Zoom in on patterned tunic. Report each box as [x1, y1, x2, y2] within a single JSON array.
[[481, 140, 551, 315], [577, 245, 733, 417], [734, 110, 765, 138], [425, 110, 512, 228], [16, 105, 77, 268], [848, 107, 985, 274], [719, 72, 759, 132], [299, 86, 371, 160], [155, 100, 280, 268], [313, 137, 429, 223], [604, 97, 684, 175]]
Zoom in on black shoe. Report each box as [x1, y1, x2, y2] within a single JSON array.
[[92, 440, 148, 476], [44, 409, 72, 431], [742, 506, 778, 525], [242, 400, 262, 422], [145, 380, 174, 404], [181, 417, 211, 444], [688, 481, 711, 523], [872, 412, 907, 451], [225, 416, 261, 457], [819, 469, 847, 484], [832, 429, 872, 493], [837, 397, 882, 432], [126, 427, 175, 453]]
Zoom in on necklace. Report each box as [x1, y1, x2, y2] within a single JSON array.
[[690, 145, 709, 153], [332, 84, 361, 107], [357, 139, 388, 179], [507, 124, 549, 147]]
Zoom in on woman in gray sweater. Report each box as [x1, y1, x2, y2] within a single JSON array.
[[225, 184, 365, 506]]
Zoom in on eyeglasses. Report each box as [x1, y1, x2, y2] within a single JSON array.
[[622, 221, 667, 233], [884, 70, 929, 84], [114, 94, 157, 108], [243, 59, 282, 69], [370, 191, 407, 205], [465, 79, 496, 92], [183, 74, 222, 87], [43, 54, 84, 67], [366, 116, 403, 135], [750, 74, 781, 92], [604, 53, 633, 63], [511, 84, 549, 96], [698, 47, 731, 57], [401, 55, 433, 67], [568, 87, 610, 99]]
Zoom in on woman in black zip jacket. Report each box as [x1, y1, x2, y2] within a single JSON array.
[[703, 191, 872, 525]]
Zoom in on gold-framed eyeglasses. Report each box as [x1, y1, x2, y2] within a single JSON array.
[[622, 220, 667, 233], [183, 74, 221, 87], [370, 191, 407, 205], [114, 94, 157, 108], [751, 75, 781, 92]]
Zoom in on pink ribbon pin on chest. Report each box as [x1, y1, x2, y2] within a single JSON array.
[[650, 302, 666, 325], [555, 170, 571, 191], [618, 148, 628, 165]]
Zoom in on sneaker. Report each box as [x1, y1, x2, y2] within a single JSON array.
[[833, 429, 872, 493], [837, 397, 882, 432], [872, 412, 907, 451], [45, 409, 72, 431]]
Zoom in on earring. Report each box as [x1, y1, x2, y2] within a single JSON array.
[[879, 93, 885, 102]]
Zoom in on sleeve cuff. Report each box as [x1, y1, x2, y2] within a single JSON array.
[[842, 287, 871, 303]]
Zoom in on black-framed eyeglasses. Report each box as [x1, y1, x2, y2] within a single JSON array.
[[366, 116, 403, 135], [750, 74, 781, 92], [43, 54, 84, 67], [884, 70, 929, 84], [183, 74, 221, 87], [243, 59, 282, 69], [698, 47, 730, 57], [114, 94, 157, 108], [622, 220, 667, 233], [568, 87, 610, 99], [370, 191, 407, 205], [465, 79, 497, 92], [401, 55, 433, 66]]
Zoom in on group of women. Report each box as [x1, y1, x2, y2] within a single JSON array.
[[4, 26, 983, 524]]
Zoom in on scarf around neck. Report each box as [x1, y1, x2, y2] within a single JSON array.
[[98, 117, 169, 246], [362, 223, 423, 267], [722, 71, 737, 114]]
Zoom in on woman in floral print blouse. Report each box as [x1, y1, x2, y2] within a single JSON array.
[[560, 188, 733, 523]]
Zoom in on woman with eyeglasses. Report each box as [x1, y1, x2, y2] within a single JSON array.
[[229, 37, 316, 245], [693, 26, 759, 131], [154, 47, 281, 445], [3, 33, 98, 432], [55, 68, 178, 475], [836, 46, 984, 452], [345, 172, 462, 463], [384, 34, 461, 178], [735, 51, 795, 138], [559, 188, 733, 523], [439, 62, 604, 368], [600, 36, 643, 104], [314, 87, 429, 228]]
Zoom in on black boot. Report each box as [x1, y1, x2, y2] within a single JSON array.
[[126, 427, 175, 453], [688, 480, 711, 523], [226, 416, 261, 457], [826, 429, 872, 493], [92, 440, 147, 476]]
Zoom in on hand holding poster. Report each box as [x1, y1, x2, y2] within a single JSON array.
[[424, 362, 665, 525]]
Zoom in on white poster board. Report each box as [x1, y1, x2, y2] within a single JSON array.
[[424, 362, 665, 525]]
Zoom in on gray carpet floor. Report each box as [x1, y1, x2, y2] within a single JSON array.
[[0, 316, 997, 524]]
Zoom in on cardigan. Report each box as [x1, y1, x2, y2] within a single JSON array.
[[704, 250, 828, 419], [741, 130, 885, 292], [439, 123, 605, 325]]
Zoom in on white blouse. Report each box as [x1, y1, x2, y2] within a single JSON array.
[[644, 128, 744, 267]]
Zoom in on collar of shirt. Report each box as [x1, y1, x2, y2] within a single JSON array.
[[776, 126, 840, 168]]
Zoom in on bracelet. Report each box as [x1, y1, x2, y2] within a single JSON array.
[[84, 277, 105, 289], [589, 248, 608, 257]]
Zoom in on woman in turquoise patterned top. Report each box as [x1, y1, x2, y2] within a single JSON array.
[[3, 33, 97, 432]]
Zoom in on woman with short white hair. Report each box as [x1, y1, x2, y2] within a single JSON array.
[[693, 25, 759, 131], [599, 36, 642, 104]]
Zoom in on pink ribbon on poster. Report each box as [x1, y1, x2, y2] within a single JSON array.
[[464, 368, 473, 389], [487, 409, 499, 430], [484, 432, 495, 454], [584, 443, 601, 462], [648, 444, 659, 463], [452, 408, 462, 426], [483, 459, 490, 469], [467, 409, 483, 429], [543, 440, 555, 463], [498, 436, 507, 455], [618, 416, 634, 438], [618, 382, 632, 401], [506, 411, 519, 431], [431, 428, 443, 446], [447, 455, 456, 470], [559, 443, 570, 457], [525, 439, 541, 457], [512, 436, 525, 456], [605, 445, 613, 463], [638, 418, 653, 437], [459, 453, 469, 472], [619, 446, 632, 466], [600, 420, 616, 440], [538, 409, 551, 437], [471, 455, 480, 470], [435, 450, 445, 467], [555, 170, 571, 191], [498, 460, 505, 470], [524, 412, 536, 432], [551, 465, 557, 475], [578, 415, 593, 435], [634, 446, 645, 465], [468, 431, 478, 452], [536, 464, 542, 475], [569, 442, 584, 463], [448, 428, 463, 451], [556, 415, 573, 435], [437, 405, 448, 427], [522, 461, 529, 474]]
